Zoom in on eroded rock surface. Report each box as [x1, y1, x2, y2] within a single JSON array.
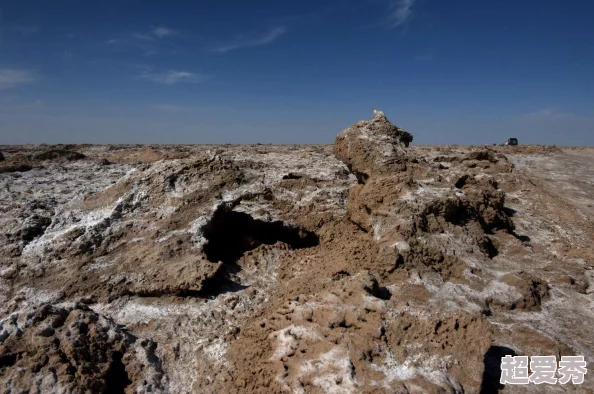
[[0, 303, 164, 394], [1, 122, 593, 393], [334, 109, 412, 182]]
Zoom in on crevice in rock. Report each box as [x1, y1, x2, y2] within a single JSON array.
[[200, 205, 319, 297], [282, 173, 304, 180], [376, 286, 392, 300], [203, 207, 319, 265], [349, 219, 369, 234], [21, 215, 52, 243], [479, 237, 499, 259], [480, 346, 516, 394], [0, 353, 18, 369], [455, 175, 470, 189], [104, 351, 132, 394], [354, 171, 369, 185]]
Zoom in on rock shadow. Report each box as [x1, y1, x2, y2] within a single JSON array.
[[200, 205, 319, 298], [480, 345, 517, 394], [104, 351, 132, 394]]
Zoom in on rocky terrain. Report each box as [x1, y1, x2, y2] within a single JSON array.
[[1, 110, 593, 393]]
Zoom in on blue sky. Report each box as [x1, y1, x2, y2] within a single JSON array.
[[0, 0, 593, 145]]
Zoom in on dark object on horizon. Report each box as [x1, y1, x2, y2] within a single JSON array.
[[0, 151, 4, 161], [504, 138, 518, 146]]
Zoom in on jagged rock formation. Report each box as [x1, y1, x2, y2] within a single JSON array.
[[332, 110, 509, 391], [0, 131, 593, 392], [334, 109, 412, 182]]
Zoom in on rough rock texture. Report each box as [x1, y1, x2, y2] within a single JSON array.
[[334, 109, 412, 182], [1, 118, 593, 393], [0, 303, 165, 393], [331, 110, 502, 391]]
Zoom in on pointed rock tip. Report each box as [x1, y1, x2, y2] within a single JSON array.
[[372, 108, 386, 119]]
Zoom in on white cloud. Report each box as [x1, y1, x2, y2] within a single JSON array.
[[133, 27, 177, 41], [0, 69, 37, 90], [215, 26, 287, 53], [106, 27, 182, 53], [140, 70, 208, 85], [153, 27, 175, 37], [388, 0, 416, 28]]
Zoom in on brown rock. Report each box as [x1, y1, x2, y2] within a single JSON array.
[[0, 303, 164, 393], [334, 109, 412, 182]]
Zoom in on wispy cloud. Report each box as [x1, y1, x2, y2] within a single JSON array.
[[388, 0, 416, 28], [106, 26, 182, 54], [214, 26, 287, 53], [131, 26, 178, 41], [0, 69, 37, 90], [140, 69, 208, 85], [152, 27, 176, 37]]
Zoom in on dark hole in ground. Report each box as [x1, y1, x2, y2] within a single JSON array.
[[0, 353, 18, 368], [203, 207, 319, 265], [104, 351, 132, 394], [480, 346, 517, 394], [282, 173, 304, 180], [455, 175, 470, 189], [200, 206, 319, 297], [376, 287, 392, 300]]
